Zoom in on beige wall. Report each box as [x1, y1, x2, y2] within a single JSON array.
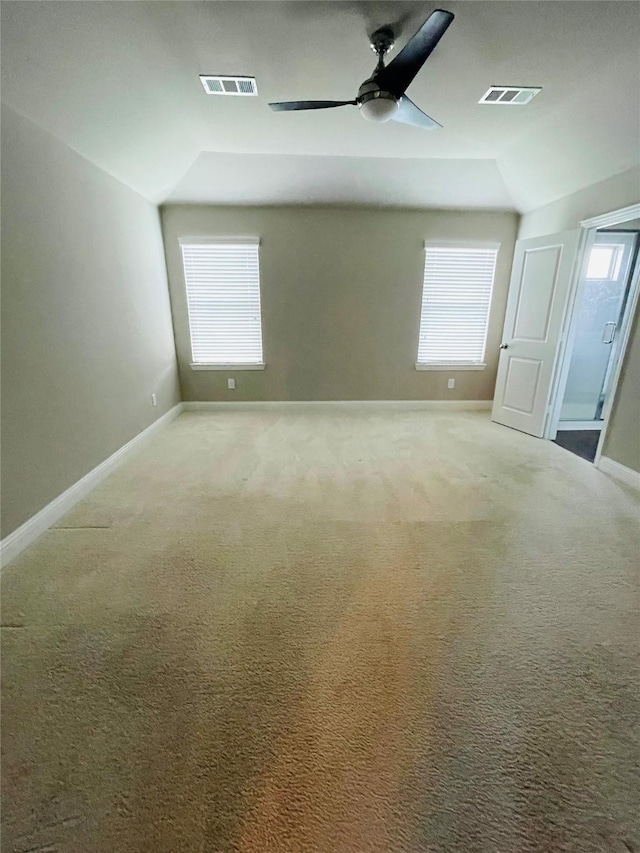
[[517, 167, 640, 240], [518, 170, 640, 473], [161, 205, 518, 403], [604, 310, 640, 472], [1, 106, 181, 537]]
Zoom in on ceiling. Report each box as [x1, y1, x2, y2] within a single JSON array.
[[2, 1, 639, 211]]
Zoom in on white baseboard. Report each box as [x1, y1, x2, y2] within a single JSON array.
[[0, 404, 184, 570], [184, 400, 492, 412], [597, 456, 640, 491]]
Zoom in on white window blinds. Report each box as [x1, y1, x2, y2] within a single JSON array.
[[417, 243, 499, 365], [180, 238, 263, 366]]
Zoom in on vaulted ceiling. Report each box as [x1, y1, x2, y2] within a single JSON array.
[[2, 1, 639, 211]]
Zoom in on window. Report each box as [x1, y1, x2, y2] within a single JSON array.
[[585, 244, 624, 280], [180, 237, 264, 369], [416, 242, 499, 370]]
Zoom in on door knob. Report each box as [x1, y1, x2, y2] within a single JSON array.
[[500, 343, 509, 350]]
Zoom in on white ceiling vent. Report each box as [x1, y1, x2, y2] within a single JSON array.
[[479, 86, 541, 105], [199, 75, 258, 96]]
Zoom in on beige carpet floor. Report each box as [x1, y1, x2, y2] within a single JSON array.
[[2, 407, 639, 853]]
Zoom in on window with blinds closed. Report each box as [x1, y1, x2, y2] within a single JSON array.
[[180, 238, 264, 367], [417, 243, 499, 366]]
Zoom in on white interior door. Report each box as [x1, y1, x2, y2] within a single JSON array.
[[492, 230, 580, 437]]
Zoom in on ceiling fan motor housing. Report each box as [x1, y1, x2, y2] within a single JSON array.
[[369, 26, 395, 57], [357, 79, 399, 122]]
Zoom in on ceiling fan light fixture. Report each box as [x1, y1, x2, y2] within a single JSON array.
[[359, 93, 399, 123]]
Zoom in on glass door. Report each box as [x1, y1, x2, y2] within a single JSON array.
[[559, 230, 639, 425]]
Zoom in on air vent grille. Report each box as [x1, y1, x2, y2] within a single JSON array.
[[479, 86, 541, 105], [199, 75, 258, 96]]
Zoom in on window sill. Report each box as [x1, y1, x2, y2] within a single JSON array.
[[415, 363, 486, 371], [191, 363, 265, 371]]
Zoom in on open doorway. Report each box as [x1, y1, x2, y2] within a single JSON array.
[[491, 203, 639, 469], [548, 212, 640, 463]]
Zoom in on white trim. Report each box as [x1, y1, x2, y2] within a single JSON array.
[[597, 456, 640, 491], [178, 236, 260, 246], [183, 400, 492, 411], [423, 240, 501, 250], [580, 203, 640, 230], [555, 420, 604, 432], [0, 404, 184, 570], [415, 363, 486, 371], [191, 363, 265, 371]]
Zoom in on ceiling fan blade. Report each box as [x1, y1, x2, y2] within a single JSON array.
[[376, 9, 454, 97], [392, 95, 442, 130], [269, 100, 357, 112]]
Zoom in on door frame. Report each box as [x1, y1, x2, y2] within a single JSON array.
[[544, 203, 640, 464]]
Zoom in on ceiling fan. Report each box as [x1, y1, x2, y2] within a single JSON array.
[[269, 8, 454, 130]]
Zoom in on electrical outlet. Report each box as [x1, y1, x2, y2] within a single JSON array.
[[447, 378, 455, 390], [227, 378, 236, 390], [151, 393, 158, 407]]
